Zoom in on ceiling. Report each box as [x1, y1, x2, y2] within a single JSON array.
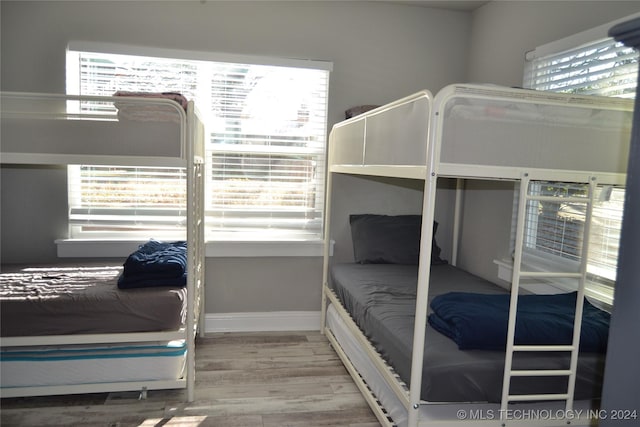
[[395, 1, 489, 11]]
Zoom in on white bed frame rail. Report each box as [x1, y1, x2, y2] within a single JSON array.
[[321, 84, 634, 427], [0, 91, 206, 402]]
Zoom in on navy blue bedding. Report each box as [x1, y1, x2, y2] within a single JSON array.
[[428, 291, 610, 352], [118, 240, 187, 289]]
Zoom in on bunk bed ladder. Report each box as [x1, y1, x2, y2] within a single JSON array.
[[501, 173, 597, 416]]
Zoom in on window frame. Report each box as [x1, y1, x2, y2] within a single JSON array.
[[63, 42, 332, 255]]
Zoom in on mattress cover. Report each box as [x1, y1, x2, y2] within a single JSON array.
[[1, 340, 186, 388], [330, 263, 607, 403], [0, 264, 186, 337]]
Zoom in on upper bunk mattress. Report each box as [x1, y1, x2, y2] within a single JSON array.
[[329, 263, 607, 403], [0, 264, 186, 337]]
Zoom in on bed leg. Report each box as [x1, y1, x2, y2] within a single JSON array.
[[139, 387, 148, 400]]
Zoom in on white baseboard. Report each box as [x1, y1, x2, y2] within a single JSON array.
[[205, 311, 322, 333]]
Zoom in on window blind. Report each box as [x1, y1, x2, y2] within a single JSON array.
[[66, 48, 330, 239], [524, 37, 638, 98], [68, 165, 187, 238], [521, 182, 623, 282], [207, 63, 328, 236]]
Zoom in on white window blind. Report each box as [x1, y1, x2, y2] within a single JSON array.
[[521, 29, 638, 304], [207, 64, 328, 237], [524, 37, 638, 98], [522, 181, 623, 279], [68, 165, 187, 238], [66, 47, 330, 240]]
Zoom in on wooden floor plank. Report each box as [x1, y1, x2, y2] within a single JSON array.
[[262, 408, 381, 427], [0, 331, 380, 427]]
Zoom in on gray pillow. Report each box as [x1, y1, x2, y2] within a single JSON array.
[[349, 214, 446, 265]]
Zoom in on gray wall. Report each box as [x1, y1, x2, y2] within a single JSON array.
[[456, 0, 640, 283], [465, 4, 640, 412], [468, 1, 640, 87], [0, 0, 472, 313], [3, 0, 640, 316]]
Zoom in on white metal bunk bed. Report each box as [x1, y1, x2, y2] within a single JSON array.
[[0, 91, 206, 402], [321, 84, 634, 427]]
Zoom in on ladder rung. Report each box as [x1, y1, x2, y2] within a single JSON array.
[[508, 393, 569, 402], [510, 369, 572, 377], [514, 345, 574, 352], [525, 195, 589, 203], [519, 271, 582, 279]]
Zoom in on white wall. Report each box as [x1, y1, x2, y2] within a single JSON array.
[[0, 1, 472, 316]]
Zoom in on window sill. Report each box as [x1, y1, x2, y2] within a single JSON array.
[[494, 256, 613, 309], [55, 238, 333, 258], [206, 237, 332, 258]]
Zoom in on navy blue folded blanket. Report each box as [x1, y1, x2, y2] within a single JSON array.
[[428, 291, 610, 353], [118, 240, 187, 289]]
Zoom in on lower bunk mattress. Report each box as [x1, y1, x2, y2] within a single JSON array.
[[0, 264, 186, 336], [329, 263, 608, 403], [1, 340, 186, 388]]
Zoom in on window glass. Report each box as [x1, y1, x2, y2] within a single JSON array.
[[66, 49, 330, 240]]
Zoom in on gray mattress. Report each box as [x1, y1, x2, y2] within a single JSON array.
[[1, 264, 186, 337], [330, 263, 606, 403]]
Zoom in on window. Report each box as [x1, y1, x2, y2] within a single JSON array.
[[521, 21, 638, 304], [517, 181, 624, 303], [66, 45, 331, 241], [523, 37, 638, 98]]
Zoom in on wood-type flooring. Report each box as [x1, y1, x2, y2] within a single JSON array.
[[1, 331, 380, 427]]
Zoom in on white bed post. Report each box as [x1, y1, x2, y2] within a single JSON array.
[[408, 175, 437, 427], [185, 103, 197, 403], [407, 105, 438, 427], [451, 178, 464, 266], [320, 154, 335, 333], [185, 100, 206, 403]]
